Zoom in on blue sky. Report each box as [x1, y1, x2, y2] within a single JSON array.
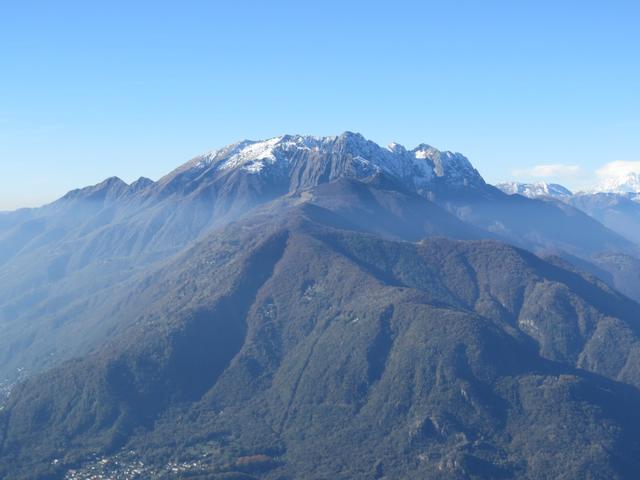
[[1, 1, 639, 209]]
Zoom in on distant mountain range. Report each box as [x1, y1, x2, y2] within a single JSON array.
[[496, 180, 640, 199], [497, 181, 573, 198], [496, 180, 640, 245], [592, 170, 640, 194], [3, 133, 640, 479]]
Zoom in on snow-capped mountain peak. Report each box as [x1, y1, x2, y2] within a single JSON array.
[[161, 132, 487, 195], [591, 171, 640, 194]]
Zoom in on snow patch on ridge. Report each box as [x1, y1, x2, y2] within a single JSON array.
[[219, 136, 283, 172]]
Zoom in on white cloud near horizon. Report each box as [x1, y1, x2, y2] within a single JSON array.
[[513, 164, 583, 179], [596, 160, 640, 179]]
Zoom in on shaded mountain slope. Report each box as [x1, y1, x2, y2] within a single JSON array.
[[434, 186, 636, 258], [496, 183, 640, 248], [588, 252, 640, 303], [3, 197, 640, 479], [0, 175, 486, 388], [495, 185, 640, 301], [569, 193, 640, 246]]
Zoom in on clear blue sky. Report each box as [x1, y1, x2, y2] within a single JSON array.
[[1, 1, 639, 209]]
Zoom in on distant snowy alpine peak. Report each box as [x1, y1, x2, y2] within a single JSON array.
[[498, 181, 573, 198], [592, 171, 640, 194]]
